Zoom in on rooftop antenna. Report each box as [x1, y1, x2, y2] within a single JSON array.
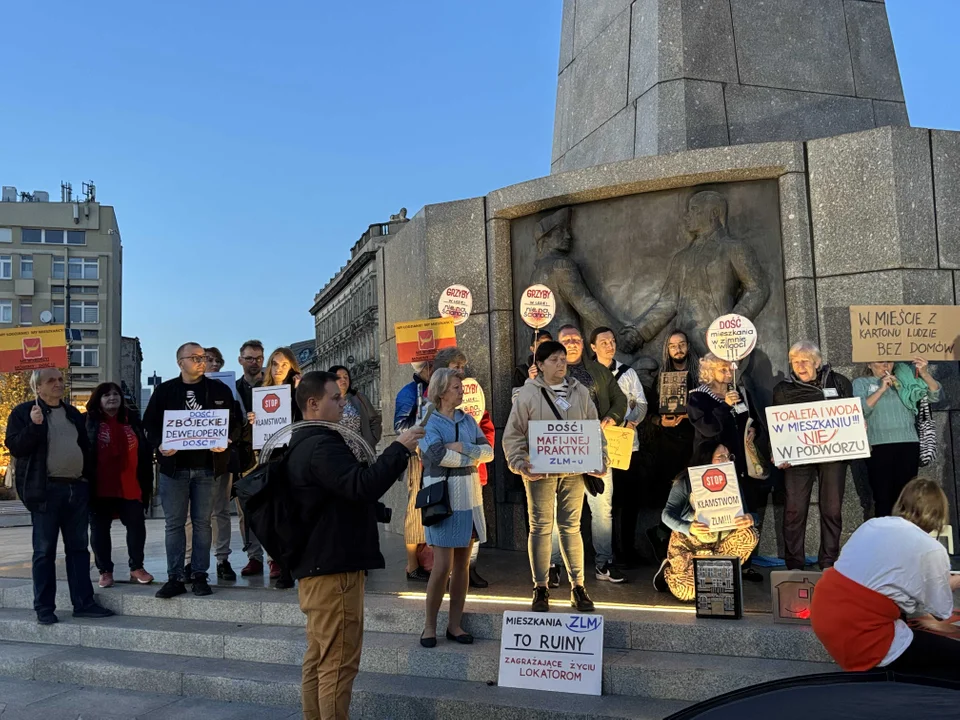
[[61, 182, 72, 202], [81, 181, 96, 202]]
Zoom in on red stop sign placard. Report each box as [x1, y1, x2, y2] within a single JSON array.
[[262, 393, 281, 413], [702, 467, 727, 493]]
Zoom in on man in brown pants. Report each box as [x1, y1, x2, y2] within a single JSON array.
[[287, 371, 423, 719]]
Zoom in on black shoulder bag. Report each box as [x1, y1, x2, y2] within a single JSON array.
[[540, 388, 605, 497], [415, 423, 457, 527]]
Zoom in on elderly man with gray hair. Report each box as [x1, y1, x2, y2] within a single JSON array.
[[4, 367, 113, 624], [772, 341, 853, 572]]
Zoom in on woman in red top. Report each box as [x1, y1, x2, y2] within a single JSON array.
[[87, 383, 155, 588]]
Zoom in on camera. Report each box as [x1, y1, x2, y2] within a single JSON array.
[[375, 502, 392, 524]]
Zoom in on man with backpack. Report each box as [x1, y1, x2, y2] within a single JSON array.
[[286, 371, 424, 720]]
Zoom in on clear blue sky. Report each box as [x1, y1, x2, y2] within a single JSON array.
[[2, 1, 957, 386]]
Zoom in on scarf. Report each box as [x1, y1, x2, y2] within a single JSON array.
[[893, 362, 928, 416]]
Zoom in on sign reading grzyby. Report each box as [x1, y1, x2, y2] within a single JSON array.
[[394, 317, 457, 364], [438, 284, 473, 326], [688, 461, 743, 532], [0, 325, 68, 373], [765, 398, 870, 467], [457, 377, 486, 423], [850, 305, 960, 362], [528, 420, 604, 475], [706, 314, 758, 362], [161, 410, 230, 451], [498, 611, 604, 696], [252, 384, 292, 450], [520, 284, 556, 329], [602, 425, 634, 470]]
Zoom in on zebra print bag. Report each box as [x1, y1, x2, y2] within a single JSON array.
[[917, 396, 937, 467]]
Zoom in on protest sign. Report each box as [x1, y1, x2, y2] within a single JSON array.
[[688, 461, 743, 532], [458, 377, 486, 423], [771, 570, 822, 625], [438, 284, 473, 326], [161, 409, 229, 451], [707, 314, 757, 362], [850, 305, 960, 362], [765, 398, 869, 466], [528, 420, 603, 475], [205, 371, 242, 407], [520, 284, 556, 329], [694, 556, 743, 620], [253, 384, 292, 449], [602, 425, 634, 470], [0, 325, 68, 373], [658, 371, 689, 415], [498, 611, 604, 696], [394, 318, 457, 364]]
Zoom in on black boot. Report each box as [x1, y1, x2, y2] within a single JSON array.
[[469, 566, 488, 589]]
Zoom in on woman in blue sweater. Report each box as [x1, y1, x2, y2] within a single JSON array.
[[853, 358, 941, 518]]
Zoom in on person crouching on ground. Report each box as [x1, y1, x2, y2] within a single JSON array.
[[287, 371, 423, 719], [418, 368, 493, 648], [654, 441, 759, 601], [811, 478, 960, 682]]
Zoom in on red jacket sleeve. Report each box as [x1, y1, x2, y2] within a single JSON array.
[[478, 411, 496, 486]]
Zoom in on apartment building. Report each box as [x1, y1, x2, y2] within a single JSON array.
[[0, 183, 122, 407]]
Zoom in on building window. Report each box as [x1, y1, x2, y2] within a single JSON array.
[[67, 231, 86, 245], [68, 257, 98, 280], [21, 228, 41, 244], [81, 329, 99, 338], [19, 302, 31, 325], [70, 344, 99, 368], [19, 255, 33, 279], [44, 230, 64, 244], [0, 255, 10, 279], [52, 301, 64, 324], [0, 228, 11, 243], [73, 285, 98, 294], [70, 299, 99, 324], [52, 256, 65, 279], [0, 300, 11, 323]]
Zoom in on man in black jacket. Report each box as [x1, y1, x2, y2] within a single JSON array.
[[288, 371, 423, 720], [142, 342, 241, 599], [4, 368, 113, 624]]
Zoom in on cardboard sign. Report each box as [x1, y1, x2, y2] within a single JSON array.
[[602, 425, 634, 470], [706, 314, 757, 362], [438, 284, 473, 326], [528, 419, 604, 475], [688, 461, 743, 532], [771, 570, 822, 624], [850, 305, 960, 362], [458, 377, 486, 423], [658, 371, 689, 415], [161, 409, 230, 451], [252, 384, 292, 450], [520, 284, 556, 329], [498, 611, 604, 696], [394, 318, 457, 364], [205, 371, 243, 407], [694, 556, 743, 620], [765, 398, 870, 467], [0, 325, 68, 373]]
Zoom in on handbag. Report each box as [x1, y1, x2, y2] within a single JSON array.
[[415, 424, 457, 526], [539, 388, 605, 497], [917, 395, 937, 467]]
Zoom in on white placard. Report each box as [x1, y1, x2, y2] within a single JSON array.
[[706, 314, 758, 362], [520, 284, 556, 329], [205, 371, 243, 407], [458, 377, 486, 422], [252, 384, 292, 450], [688, 461, 744, 532], [528, 419, 603, 475], [438, 284, 473, 326], [765, 398, 870, 467], [498, 611, 604, 696], [161, 410, 230, 451]]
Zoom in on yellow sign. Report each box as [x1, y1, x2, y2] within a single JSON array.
[[850, 305, 960, 362], [394, 318, 457, 364], [603, 425, 635, 470]]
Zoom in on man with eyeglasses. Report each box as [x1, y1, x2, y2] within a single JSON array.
[[143, 342, 241, 599], [233, 340, 267, 577]]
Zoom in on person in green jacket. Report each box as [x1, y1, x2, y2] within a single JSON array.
[[556, 325, 628, 583]]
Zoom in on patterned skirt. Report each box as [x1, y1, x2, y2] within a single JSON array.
[[403, 455, 426, 546]]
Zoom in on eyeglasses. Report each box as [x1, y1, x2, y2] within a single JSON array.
[[715, 453, 734, 462], [179, 355, 207, 364], [240, 356, 263, 363]]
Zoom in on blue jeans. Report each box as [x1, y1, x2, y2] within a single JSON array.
[[552, 469, 614, 568], [31, 481, 95, 615], [159, 468, 216, 581]]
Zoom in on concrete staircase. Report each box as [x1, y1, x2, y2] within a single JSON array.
[[0, 579, 835, 719]]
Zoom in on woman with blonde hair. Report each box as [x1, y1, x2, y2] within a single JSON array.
[[812, 478, 960, 680]]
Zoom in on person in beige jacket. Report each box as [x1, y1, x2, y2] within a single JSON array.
[[503, 340, 606, 614]]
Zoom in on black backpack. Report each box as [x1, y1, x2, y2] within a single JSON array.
[[233, 434, 313, 569]]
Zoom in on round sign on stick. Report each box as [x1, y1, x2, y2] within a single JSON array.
[[438, 285, 473, 326], [706, 314, 758, 362], [519, 284, 556, 329], [457, 377, 486, 423]]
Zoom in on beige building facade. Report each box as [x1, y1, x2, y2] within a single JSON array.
[[0, 186, 122, 406]]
